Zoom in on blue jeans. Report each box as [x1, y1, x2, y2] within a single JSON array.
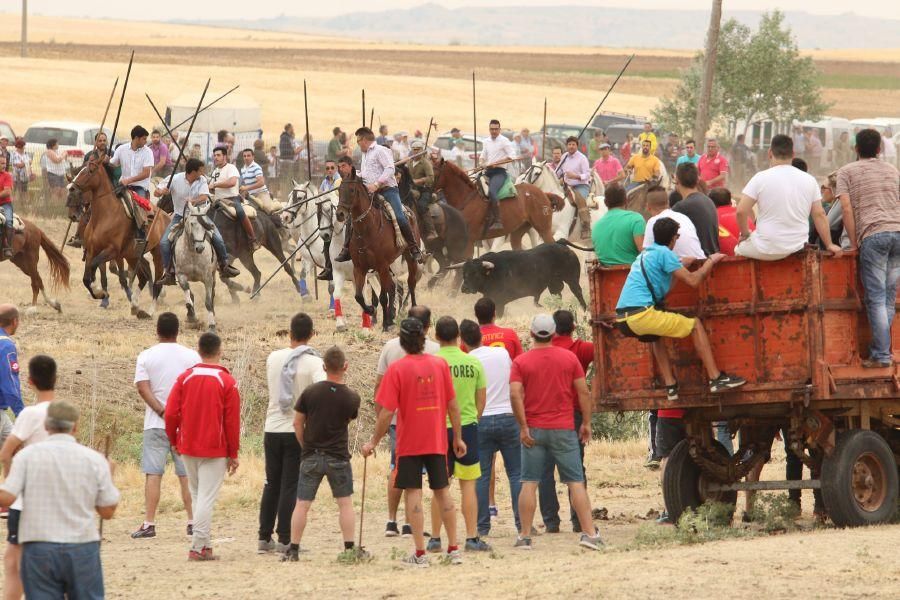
[[476, 413, 522, 535], [572, 184, 590, 199], [538, 412, 585, 528], [21, 541, 104, 600], [859, 231, 900, 362], [161, 214, 228, 270], [229, 196, 247, 221], [381, 187, 408, 227], [485, 167, 506, 204], [714, 421, 734, 455], [1, 203, 13, 226]]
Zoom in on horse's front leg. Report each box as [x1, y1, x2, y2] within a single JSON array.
[[378, 269, 396, 331], [352, 266, 375, 317]]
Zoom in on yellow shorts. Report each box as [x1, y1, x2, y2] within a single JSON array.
[[620, 307, 695, 339]]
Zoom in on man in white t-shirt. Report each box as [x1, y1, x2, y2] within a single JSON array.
[[209, 145, 258, 248], [735, 134, 841, 261], [643, 187, 705, 261], [131, 313, 200, 539], [0, 355, 57, 600], [258, 312, 325, 554], [110, 125, 154, 198], [373, 305, 439, 538], [459, 319, 520, 538]]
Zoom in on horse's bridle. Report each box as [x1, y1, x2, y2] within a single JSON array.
[[340, 177, 378, 225]]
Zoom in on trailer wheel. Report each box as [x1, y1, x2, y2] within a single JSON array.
[[821, 430, 899, 527], [663, 440, 737, 523]]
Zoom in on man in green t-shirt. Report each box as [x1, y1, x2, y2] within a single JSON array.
[[428, 316, 489, 553], [591, 183, 646, 266], [326, 127, 343, 161]]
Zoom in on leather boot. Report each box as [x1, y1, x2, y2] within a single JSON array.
[[2, 227, 13, 258], [218, 258, 240, 279], [317, 236, 334, 280], [488, 202, 504, 231], [578, 207, 592, 241], [335, 223, 352, 262], [399, 221, 424, 263], [240, 214, 259, 250]]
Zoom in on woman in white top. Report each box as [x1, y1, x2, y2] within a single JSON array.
[[40, 139, 68, 204]]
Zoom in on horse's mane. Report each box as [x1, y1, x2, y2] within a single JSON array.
[[441, 160, 476, 191]]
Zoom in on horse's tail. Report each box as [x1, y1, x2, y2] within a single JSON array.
[[38, 230, 71, 290]]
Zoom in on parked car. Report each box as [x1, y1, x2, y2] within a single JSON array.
[[0, 121, 15, 142], [535, 124, 599, 160], [433, 132, 483, 170], [23, 121, 117, 173], [590, 111, 644, 132]]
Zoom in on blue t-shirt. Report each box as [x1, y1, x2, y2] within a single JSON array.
[[616, 244, 683, 310], [0, 327, 22, 415], [676, 154, 701, 167]]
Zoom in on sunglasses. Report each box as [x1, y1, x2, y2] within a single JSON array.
[[325, 166, 336, 171]]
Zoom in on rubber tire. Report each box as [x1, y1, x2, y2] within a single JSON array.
[[821, 430, 899, 528], [662, 439, 738, 523]]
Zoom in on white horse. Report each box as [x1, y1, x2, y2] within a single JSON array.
[[173, 204, 217, 331]]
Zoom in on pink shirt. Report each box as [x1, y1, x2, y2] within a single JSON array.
[[698, 152, 729, 188], [593, 156, 623, 183]]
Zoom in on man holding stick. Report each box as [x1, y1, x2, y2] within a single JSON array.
[[478, 119, 519, 231]]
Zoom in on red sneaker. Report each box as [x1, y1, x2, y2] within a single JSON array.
[[188, 547, 219, 561]]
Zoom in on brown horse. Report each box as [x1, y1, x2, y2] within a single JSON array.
[[432, 158, 555, 255], [334, 171, 418, 331], [71, 158, 169, 319], [0, 218, 70, 312]]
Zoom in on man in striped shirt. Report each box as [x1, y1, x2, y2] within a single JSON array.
[[240, 149, 279, 213]]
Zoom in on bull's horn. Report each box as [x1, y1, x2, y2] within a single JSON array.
[[445, 262, 466, 270], [481, 261, 495, 270]]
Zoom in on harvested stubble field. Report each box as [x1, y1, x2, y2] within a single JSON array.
[[1, 216, 899, 598]]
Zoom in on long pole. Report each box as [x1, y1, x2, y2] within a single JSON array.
[[369, 108, 375, 131], [541, 98, 547, 162], [109, 50, 135, 150], [98, 434, 111, 540], [472, 72, 478, 169], [168, 85, 240, 132], [303, 80, 312, 181], [361, 89, 366, 129], [98, 78, 119, 140], [577, 53, 635, 141], [423, 116, 434, 147], [20, 0, 27, 58]]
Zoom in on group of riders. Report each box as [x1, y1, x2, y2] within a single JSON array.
[[1, 117, 623, 282]]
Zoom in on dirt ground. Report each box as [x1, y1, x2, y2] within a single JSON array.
[[1, 216, 899, 598]]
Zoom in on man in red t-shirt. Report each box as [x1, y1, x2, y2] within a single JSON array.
[[363, 318, 466, 568], [0, 155, 15, 258], [510, 314, 603, 551], [474, 298, 522, 359], [539, 309, 594, 532], [697, 139, 729, 189], [709, 187, 754, 256]]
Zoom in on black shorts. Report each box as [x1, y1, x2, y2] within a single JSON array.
[[446, 424, 481, 480], [656, 417, 686, 458], [6, 508, 20, 545], [394, 454, 449, 490]]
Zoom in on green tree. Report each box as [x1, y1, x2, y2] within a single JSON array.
[[653, 10, 829, 138]]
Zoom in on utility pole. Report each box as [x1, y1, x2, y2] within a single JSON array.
[[693, 0, 722, 144], [21, 0, 28, 58]]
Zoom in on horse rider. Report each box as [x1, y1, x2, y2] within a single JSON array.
[[239, 148, 279, 213], [0, 155, 13, 258], [154, 158, 240, 286], [555, 135, 593, 240], [110, 125, 154, 241], [68, 132, 120, 248], [208, 145, 258, 249], [335, 127, 423, 264], [624, 139, 662, 190], [479, 119, 519, 231], [407, 138, 438, 242], [316, 158, 342, 282]]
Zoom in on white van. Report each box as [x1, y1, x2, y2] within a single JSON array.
[[23, 121, 115, 173]]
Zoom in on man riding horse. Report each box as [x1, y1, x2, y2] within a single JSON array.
[[334, 127, 424, 264], [555, 135, 593, 240], [315, 158, 343, 282], [407, 138, 438, 242], [208, 145, 258, 249], [110, 125, 154, 242], [0, 155, 13, 258], [68, 132, 120, 249], [154, 158, 240, 285], [480, 119, 519, 231]]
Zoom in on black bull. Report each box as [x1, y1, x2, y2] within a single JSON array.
[[453, 240, 587, 316]]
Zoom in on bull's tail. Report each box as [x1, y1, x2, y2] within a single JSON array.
[[555, 238, 593, 252], [39, 230, 71, 291]]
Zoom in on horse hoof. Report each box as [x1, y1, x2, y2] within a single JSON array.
[[52, 303, 62, 313], [130, 305, 138, 316], [336, 323, 347, 333], [100, 298, 109, 309], [136, 310, 151, 320], [187, 315, 197, 324]]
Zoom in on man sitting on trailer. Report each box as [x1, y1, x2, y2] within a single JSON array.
[[615, 217, 747, 399]]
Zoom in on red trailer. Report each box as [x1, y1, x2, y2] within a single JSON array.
[[589, 249, 900, 526]]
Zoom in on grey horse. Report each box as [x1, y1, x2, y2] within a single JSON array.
[[174, 204, 218, 331]]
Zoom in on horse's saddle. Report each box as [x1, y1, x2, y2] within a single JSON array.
[[376, 194, 413, 250], [215, 199, 258, 221], [0, 213, 25, 232], [246, 193, 283, 214], [474, 171, 517, 202]]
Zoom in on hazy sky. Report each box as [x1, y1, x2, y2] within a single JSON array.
[[20, 1, 900, 22]]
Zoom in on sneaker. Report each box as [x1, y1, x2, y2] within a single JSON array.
[[489, 505, 499, 518], [401, 524, 413, 538], [281, 547, 299, 562], [579, 529, 604, 551], [656, 511, 673, 525], [464, 538, 492, 552], [426, 537, 442, 553], [131, 523, 156, 539], [514, 537, 532, 550], [644, 456, 661, 470], [861, 359, 891, 368], [666, 383, 679, 401], [710, 372, 747, 393], [401, 553, 429, 568], [274, 542, 291, 553], [188, 547, 218, 561], [446, 549, 463, 565], [186, 524, 193, 536], [385, 520, 400, 537], [257, 539, 275, 554], [544, 523, 560, 534]]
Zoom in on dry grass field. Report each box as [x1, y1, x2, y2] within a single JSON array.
[[1, 216, 899, 598]]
